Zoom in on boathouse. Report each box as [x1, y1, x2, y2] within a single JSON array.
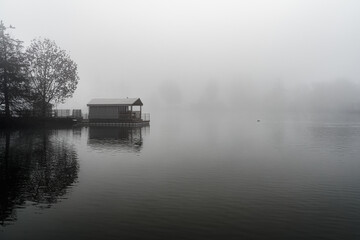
[[87, 98, 146, 123]]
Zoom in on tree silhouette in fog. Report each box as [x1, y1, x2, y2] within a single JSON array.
[[26, 38, 79, 117], [0, 21, 29, 119]]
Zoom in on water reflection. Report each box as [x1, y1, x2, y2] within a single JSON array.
[[87, 126, 148, 152], [0, 129, 79, 226]]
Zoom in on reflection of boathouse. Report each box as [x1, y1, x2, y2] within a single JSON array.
[[87, 98, 150, 125], [87, 126, 148, 152]]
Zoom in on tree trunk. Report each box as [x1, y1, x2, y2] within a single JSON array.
[[42, 100, 47, 118], [5, 130, 10, 169], [3, 73, 10, 120]]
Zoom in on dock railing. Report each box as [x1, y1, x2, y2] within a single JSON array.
[[11, 109, 83, 119], [141, 113, 150, 121], [53, 109, 83, 119]]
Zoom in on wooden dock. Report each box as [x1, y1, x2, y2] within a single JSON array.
[[78, 120, 150, 127]]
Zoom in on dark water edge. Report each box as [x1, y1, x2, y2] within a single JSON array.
[[0, 117, 77, 129], [1, 113, 360, 240]]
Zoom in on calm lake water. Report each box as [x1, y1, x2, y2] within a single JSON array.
[[1, 113, 360, 239]]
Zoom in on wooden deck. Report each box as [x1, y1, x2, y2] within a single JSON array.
[[78, 120, 150, 127]]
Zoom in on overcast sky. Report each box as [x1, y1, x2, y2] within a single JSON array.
[[1, 0, 360, 113]]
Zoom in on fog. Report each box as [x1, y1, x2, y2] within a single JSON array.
[[2, 0, 360, 114]]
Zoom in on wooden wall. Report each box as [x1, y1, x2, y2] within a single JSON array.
[[89, 106, 120, 119]]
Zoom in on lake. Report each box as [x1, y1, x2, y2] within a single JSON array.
[[1, 113, 360, 239]]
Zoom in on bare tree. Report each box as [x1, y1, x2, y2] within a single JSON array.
[[26, 38, 79, 117]]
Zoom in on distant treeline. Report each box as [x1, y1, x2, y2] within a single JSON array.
[[179, 78, 360, 114], [0, 20, 79, 120]]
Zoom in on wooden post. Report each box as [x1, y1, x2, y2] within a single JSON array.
[[140, 106, 142, 121], [130, 105, 133, 120]]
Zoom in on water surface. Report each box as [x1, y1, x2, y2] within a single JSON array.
[[1, 113, 360, 239]]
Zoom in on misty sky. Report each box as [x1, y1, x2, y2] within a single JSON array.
[[1, 0, 360, 113]]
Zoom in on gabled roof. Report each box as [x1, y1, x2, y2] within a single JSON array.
[[87, 98, 143, 106]]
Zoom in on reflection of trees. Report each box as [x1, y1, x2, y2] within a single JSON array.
[[88, 126, 147, 152], [0, 129, 79, 225]]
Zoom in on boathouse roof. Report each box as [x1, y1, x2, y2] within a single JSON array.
[[87, 98, 143, 106]]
